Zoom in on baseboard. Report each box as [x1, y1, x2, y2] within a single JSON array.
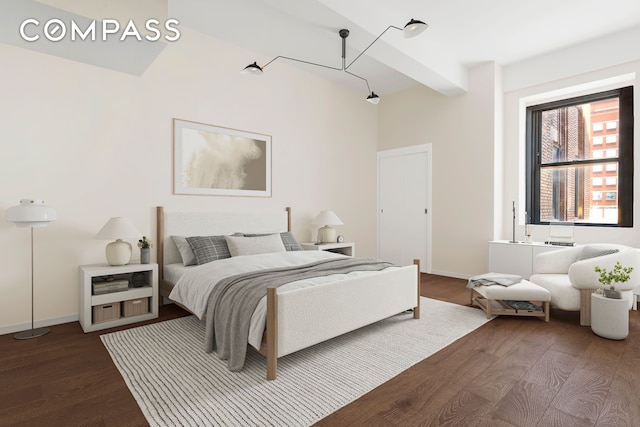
[[430, 270, 472, 280], [0, 314, 79, 336]]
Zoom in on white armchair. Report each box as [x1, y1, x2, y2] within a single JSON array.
[[529, 244, 640, 326]]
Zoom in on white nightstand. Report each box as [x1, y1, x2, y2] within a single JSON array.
[[79, 263, 159, 333], [300, 242, 355, 257]]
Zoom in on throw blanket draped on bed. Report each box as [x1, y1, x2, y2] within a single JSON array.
[[205, 257, 395, 371]]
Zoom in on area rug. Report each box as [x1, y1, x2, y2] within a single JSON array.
[[101, 297, 490, 427]]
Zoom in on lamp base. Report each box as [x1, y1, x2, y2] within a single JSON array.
[[318, 226, 337, 243], [14, 327, 50, 340], [105, 239, 132, 266]]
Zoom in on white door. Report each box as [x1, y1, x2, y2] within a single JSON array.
[[378, 155, 404, 266], [378, 145, 431, 272]]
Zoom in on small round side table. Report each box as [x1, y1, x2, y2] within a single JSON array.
[[591, 293, 629, 340]]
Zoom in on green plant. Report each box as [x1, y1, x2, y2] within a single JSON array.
[[594, 261, 633, 290], [138, 236, 151, 249]]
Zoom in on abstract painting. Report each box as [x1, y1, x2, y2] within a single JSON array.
[[173, 119, 271, 197]]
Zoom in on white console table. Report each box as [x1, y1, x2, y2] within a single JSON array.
[[488, 241, 567, 279]]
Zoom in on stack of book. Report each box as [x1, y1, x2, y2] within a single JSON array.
[[92, 279, 129, 295], [504, 300, 542, 311]]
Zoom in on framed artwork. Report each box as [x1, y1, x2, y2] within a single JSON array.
[[173, 119, 272, 197]]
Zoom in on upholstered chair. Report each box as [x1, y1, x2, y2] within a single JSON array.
[[529, 244, 640, 326]]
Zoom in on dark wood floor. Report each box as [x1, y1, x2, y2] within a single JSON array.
[[1, 275, 638, 427]]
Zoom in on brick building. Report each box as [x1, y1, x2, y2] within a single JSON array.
[[539, 97, 619, 223]]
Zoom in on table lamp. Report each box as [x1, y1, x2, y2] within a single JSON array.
[[95, 217, 141, 265], [313, 210, 343, 243], [5, 199, 57, 339]]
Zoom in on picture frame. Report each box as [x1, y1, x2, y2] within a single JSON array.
[[173, 119, 272, 197]]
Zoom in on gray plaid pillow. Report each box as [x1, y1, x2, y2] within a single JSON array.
[[576, 246, 619, 261], [186, 236, 232, 265], [279, 232, 303, 251], [239, 232, 303, 251]]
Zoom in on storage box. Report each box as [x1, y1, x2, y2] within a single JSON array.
[[123, 297, 150, 317], [93, 302, 121, 323]]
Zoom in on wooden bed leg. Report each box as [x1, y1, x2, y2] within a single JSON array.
[[266, 286, 277, 380], [413, 259, 421, 319]]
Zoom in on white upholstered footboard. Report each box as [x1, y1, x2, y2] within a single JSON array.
[[265, 261, 420, 380]]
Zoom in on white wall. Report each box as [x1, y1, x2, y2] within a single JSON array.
[[379, 58, 640, 280], [377, 62, 499, 278], [502, 61, 640, 247], [0, 28, 379, 333]]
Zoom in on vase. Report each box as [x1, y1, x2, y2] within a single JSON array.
[[140, 248, 150, 264], [604, 288, 622, 299]]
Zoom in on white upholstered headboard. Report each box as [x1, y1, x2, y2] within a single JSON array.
[[156, 206, 291, 271]]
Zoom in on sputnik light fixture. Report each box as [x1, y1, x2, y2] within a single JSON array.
[[241, 19, 428, 104]]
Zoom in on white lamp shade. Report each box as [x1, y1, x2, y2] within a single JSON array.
[[5, 199, 57, 227], [96, 217, 141, 265], [95, 217, 141, 239], [312, 210, 343, 226]]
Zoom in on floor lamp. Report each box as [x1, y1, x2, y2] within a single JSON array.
[[5, 199, 57, 339]]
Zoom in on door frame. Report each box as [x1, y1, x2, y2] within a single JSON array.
[[377, 143, 433, 273]]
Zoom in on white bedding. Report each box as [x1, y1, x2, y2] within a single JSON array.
[[168, 251, 397, 349], [164, 263, 190, 285]]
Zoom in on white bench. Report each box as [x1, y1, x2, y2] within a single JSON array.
[[470, 279, 551, 322]]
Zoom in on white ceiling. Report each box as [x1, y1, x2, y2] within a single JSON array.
[[3, 0, 640, 97], [173, 0, 640, 96]]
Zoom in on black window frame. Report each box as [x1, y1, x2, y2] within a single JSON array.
[[525, 86, 634, 227]]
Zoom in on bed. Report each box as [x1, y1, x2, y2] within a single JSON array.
[[156, 206, 420, 380]]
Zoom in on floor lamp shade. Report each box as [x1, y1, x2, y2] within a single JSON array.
[[313, 210, 343, 243], [95, 217, 141, 266], [5, 199, 57, 340], [5, 199, 57, 227]]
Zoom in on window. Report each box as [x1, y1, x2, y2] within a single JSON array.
[[526, 86, 633, 226]]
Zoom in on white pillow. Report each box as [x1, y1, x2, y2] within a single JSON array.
[[224, 234, 286, 257], [171, 236, 197, 266]]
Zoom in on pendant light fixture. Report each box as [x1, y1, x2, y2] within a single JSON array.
[[241, 19, 428, 104]]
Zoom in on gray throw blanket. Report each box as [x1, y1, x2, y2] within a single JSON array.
[[205, 257, 395, 371], [466, 272, 523, 289]]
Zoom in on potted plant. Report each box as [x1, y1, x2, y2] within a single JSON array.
[[594, 261, 633, 299], [138, 236, 151, 264]]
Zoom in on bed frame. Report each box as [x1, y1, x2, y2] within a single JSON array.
[[156, 206, 420, 380]]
